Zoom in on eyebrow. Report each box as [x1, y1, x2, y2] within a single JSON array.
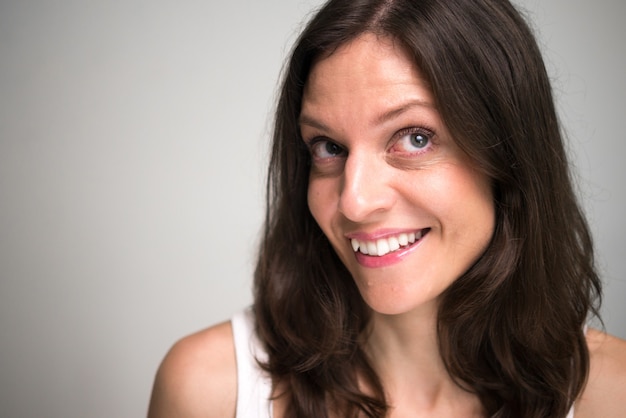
[[299, 99, 435, 132], [373, 99, 435, 125], [298, 114, 329, 132]]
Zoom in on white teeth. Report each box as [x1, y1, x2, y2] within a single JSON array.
[[376, 239, 390, 257], [388, 236, 400, 252], [350, 231, 424, 257]]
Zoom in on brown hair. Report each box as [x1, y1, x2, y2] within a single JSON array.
[[253, 0, 602, 416]]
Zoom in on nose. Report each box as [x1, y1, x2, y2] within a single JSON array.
[[338, 152, 395, 222]]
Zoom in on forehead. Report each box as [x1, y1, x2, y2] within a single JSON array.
[[301, 34, 434, 116]]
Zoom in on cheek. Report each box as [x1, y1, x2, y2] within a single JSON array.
[[307, 180, 330, 228], [448, 168, 495, 243], [308, 176, 345, 244], [424, 164, 494, 233]]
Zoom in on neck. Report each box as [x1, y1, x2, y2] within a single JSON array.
[[366, 307, 446, 387], [363, 308, 483, 415]]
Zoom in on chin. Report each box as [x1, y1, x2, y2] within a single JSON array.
[[358, 287, 438, 318]]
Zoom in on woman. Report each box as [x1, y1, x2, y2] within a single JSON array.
[[148, 0, 626, 416]]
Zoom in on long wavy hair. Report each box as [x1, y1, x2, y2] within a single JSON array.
[[253, 0, 602, 416]]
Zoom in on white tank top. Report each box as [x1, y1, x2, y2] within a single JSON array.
[[232, 309, 273, 418], [231, 309, 575, 418]]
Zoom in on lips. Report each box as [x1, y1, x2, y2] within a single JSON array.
[[350, 229, 428, 257]]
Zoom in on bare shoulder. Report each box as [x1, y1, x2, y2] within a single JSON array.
[[147, 321, 237, 418], [576, 328, 626, 418]]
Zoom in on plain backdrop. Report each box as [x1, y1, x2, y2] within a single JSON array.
[[0, 1, 624, 417]]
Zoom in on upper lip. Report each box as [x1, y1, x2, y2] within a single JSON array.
[[344, 228, 425, 241]]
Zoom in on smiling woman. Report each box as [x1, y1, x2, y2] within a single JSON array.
[[147, 0, 626, 417], [302, 34, 495, 316]]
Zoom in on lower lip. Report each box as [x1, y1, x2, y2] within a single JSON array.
[[353, 233, 426, 268]]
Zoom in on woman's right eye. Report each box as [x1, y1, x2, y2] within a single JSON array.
[[309, 139, 346, 160]]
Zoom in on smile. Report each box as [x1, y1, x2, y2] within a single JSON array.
[[350, 229, 429, 257]]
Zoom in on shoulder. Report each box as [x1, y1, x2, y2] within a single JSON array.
[[576, 328, 626, 418], [147, 320, 237, 418]]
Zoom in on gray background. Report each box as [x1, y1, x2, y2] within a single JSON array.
[[0, 1, 624, 417]]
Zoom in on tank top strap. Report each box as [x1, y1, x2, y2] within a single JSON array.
[[565, 324, 590, 418], [232, 309, 273, 418]]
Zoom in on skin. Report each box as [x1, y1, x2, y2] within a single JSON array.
[[300, 34, 495, 320], [147, 34, 626, 418], [300, 33, 494, 416]]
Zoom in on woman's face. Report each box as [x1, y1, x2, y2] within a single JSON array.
[[300, 34, 495, 316]]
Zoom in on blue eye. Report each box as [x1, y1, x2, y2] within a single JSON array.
[[393, 128, 434, 154], [310, 139, 346, 159], [409, 133, 429, 149], [323, 141, 343, 156]]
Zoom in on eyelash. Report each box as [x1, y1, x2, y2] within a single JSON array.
[[304, 125, 436, 162], [390, 126, 436, 155], [306, 137, 347, 161]]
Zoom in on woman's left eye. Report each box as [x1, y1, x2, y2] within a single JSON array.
[[392, 128, 434, 153]]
